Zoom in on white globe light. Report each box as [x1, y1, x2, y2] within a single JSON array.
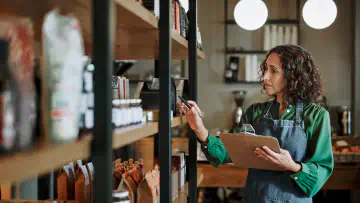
[[234, 0, 268, 31], [302, 0, 337, 29]]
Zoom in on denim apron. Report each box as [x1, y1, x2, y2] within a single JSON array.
[[242, 100, 312, 203]]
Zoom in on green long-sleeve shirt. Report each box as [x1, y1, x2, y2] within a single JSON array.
[[200, 101, 334, 197]]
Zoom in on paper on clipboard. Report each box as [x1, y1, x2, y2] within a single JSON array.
[[220, 133, 284, 171]]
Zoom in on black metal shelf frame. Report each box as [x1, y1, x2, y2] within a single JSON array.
[[226, 19, 300, 25], [92, 0, 114, 202], [225, 81, 260, 85], [226, 50, 268, 54], [91, 0, 199, 202]]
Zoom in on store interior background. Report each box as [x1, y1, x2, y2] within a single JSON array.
[[129, 0, 353, 133], [127, 0, 359, 202]]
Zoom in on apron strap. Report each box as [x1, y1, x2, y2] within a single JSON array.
[[295, 101, 304, 124], [263, 99, 276, 118]]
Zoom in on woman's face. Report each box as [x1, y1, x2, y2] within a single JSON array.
[[263, 53, 285, 97]]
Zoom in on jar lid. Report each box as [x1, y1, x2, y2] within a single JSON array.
[[112, 100, 121, 106]]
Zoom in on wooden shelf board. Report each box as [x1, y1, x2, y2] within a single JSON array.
[[0, 138, 91, 185], [173, 172, 204, 203], [0, 116, 186, 185], [113, 116, 187, 149], [2, 0, 205, 60]]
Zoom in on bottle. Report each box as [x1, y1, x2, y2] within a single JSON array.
[[291, 26, 298, 45], [271, 25, 278, 47], [284, 26, 291, 44], [0, 39, 18, 155], [278, 26, 284, 45], [224, 67, 233, 82], [229, 57, 240, 82], [338, 106, 351, 136], [251, 55, 258, 81], [245, 55, 252, 81], [263, 25, 271, 51]]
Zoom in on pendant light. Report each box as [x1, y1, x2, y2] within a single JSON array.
[[234, 0, 268, 31], [302, 0, 337, 29]]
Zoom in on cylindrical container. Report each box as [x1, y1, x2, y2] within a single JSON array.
[[291, 26, 298, 45], [229, 56, 240, 82], [263, 25, 271, 51], [338, 106, 351, 136], [271, 25, 278, 47], [112, 100, 120, 127], [284, 26, 291, 44], [251, 55, 258, 81], [278, 26, 284, 45], [124, 100, 130, 126], [119, 100, 126, 127], [245, 55, 252, 81]]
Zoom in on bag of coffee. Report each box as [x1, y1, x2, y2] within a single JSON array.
[[118, 171, 138, 203], [57, 165, 75, 200], [75, 165, 91, 203], [137, 168, 160, 203], [86, 162, 95, 203]]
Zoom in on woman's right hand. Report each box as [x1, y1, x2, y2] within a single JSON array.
[[178, 100, 209, 142]]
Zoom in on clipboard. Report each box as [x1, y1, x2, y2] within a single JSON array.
[[220, 133, 284, 171]]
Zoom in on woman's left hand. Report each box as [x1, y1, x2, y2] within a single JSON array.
[[254, 146, 302, 172]]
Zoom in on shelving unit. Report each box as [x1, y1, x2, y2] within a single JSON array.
[[0, 116, 187, 185], [225, 81, 260, 85], [223, 0, 301, 84], [1, 0, 204, 202], [226, 19, 300, 25], [3, 0, 205, 60], [226, 50, 268, 55]]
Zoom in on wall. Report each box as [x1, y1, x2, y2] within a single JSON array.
[[197, 0, 353, 131]]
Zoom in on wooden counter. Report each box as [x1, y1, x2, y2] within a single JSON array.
[[198, 163, 360, 190]]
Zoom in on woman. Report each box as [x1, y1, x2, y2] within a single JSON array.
[[180, 45, 334, 203]]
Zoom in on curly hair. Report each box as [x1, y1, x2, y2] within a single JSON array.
[[259, 45, 323, 105]]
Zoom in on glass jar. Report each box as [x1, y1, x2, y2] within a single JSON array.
[[112, 100, 120, 127], [119, 100, 126, 127], [130, 99, 136, 125], [123, 100, 130, 126]]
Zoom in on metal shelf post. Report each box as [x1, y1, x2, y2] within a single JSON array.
[[159, 0, 172, 202], [188, 0, 198, 203], [92, 0, 114, 202]]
